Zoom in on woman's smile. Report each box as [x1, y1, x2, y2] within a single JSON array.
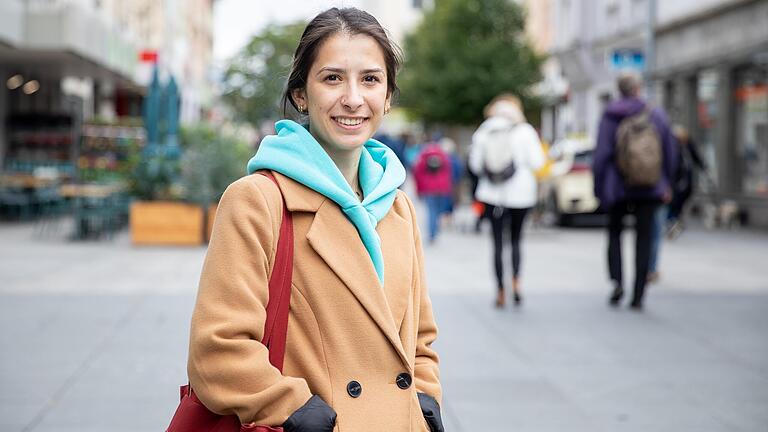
[[332, 116, 368, 129]]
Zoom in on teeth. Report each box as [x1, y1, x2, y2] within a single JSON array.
[[335, 117, 364, 126]]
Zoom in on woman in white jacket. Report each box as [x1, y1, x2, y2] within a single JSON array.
[[469, 95, 545, 307]]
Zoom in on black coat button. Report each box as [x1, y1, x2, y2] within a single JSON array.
[[347, 380, 362, 398], [396, 372, 412, 389]]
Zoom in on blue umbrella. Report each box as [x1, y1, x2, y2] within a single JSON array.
[[164, 75, 180, 156]]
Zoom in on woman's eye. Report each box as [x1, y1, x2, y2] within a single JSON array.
[[325, 74, 341, 82], [363, 75, 381, 83]]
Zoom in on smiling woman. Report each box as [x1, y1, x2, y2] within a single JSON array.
[[182, 7, 444, 432]]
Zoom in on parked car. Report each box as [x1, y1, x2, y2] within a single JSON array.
[[546, 138, 604, 226]]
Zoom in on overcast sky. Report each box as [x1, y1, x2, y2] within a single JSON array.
[[213, 0, 363, 64]]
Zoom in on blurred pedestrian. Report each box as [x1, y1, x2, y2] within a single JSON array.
[[413, 138, 453, 243], [439, 137, 464, 223], [374, 131, 406, 167], [667, 124, 708, 238], [404, 134, 424, 171], [466, 158, 491, 233], [592, 72, 677, 310], [648, 124, 709, 282], [186, 8, 443, 432], [469, 94, 545, 307]]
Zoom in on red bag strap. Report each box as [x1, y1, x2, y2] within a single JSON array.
[[259, 171, 293, 372]]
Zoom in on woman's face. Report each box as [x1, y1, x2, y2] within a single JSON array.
[[293, 32, 391, 155]]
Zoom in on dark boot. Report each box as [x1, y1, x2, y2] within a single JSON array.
[[609, 282, 624, 306], [512, 277, 522, 306]]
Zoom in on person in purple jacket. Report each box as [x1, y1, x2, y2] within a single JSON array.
[[592, 72, 677, 310]]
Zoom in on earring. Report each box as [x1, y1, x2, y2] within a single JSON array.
[[384, 106, 390, 115], [298, 105, 307, 114]]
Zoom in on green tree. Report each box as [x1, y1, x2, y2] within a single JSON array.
[[399, 0, 544, 125], [222, 22, 305, 127]]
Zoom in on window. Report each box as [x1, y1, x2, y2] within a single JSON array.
[[735, 62, 768, 196]]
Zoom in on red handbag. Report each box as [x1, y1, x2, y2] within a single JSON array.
[[166, 172, 293, 432]]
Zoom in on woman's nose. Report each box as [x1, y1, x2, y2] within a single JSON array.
[[341, 83, 364, 111]]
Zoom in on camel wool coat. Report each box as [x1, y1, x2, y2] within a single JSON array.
[[188, 172, 442, 431]]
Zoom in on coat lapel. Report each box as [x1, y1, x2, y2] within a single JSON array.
[[378, 203, 413, 334], [306, 198, 412, 371]]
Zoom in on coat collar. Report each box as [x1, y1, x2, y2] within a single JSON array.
[[272, 172, 325, 213], [272, 172, 414, 371]]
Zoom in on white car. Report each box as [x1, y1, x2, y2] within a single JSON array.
[[546, 139, 603, 226]]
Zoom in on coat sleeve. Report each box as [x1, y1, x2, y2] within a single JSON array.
[[187, 175, 312, 426], [404, 193, 442, 404]]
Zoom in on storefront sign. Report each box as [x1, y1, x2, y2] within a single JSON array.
[[609, 49, 645, 71]]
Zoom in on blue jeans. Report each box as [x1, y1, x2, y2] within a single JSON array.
[[649, 205, 668, 273], [423, 195, 448, 242]]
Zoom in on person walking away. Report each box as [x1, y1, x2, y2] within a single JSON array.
[[649, 125, 708, 280], [469, 94, 545, 307], [413, 140, 453, 243], [592, 72, 677, 310], [667, 124, 708, 238], [185, 8, 443, 432]]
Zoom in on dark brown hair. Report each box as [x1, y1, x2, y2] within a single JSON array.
[[282, 8, 403, 116]]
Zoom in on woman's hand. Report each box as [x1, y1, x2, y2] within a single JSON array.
[[282, 395, 337, 432], [418, 393, 444, 432]]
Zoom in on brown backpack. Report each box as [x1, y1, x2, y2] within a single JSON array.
[[615, 108, 662, 187]]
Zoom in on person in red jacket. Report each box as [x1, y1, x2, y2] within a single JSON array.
[[413, 140, 453, 243]]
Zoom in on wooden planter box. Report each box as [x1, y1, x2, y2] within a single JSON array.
[[130, 201, 204, 246]]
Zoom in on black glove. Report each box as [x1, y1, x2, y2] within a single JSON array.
[[282, 395, 337, 432], [418, 392, 444, 432]]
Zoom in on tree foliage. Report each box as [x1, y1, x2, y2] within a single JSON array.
[[398, 0, 544, 125], [221, 22, 305, 127]]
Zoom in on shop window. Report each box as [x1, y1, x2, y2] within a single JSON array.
[[735, 63, 768, 196], [696, 69, 719, 190]]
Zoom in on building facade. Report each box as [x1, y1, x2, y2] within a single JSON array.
[[0, 0, 216, 174], [0, 0, 140, 172], [654, 0, 768, 226], [549, 0, 649, 143], [103, 0, 216, 124]]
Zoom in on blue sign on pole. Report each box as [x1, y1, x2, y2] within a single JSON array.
[[610, 49, 645, 71]]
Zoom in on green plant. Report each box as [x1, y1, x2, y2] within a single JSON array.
[[128, 147, 182, 201], [179, 125, 252, 206]]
